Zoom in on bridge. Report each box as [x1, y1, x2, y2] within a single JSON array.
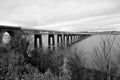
[[0, 25, 93, 49]]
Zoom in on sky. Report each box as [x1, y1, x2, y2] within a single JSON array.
[[0, 0, 120, 32]]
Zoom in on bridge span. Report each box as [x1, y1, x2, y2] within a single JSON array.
[[0, 25, 91, 49]]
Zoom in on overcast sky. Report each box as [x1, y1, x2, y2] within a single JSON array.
[[0, 0, 120, 32]]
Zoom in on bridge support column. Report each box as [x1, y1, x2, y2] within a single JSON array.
[[73, 35, 76, 43], [57, 34, 63, 47], [75, 35, 78, 42], [34, 34, 42, 49], [74, 35, 76, 43], [66, 35, 70, 46], [76, 35, 79, 42], [63, 34, 67, 46], [70, 35, 73, 45], [67, 35, 72, 46], [48, 34, 55, 50], [72, 35, 75, 44], [63, 34, 66, 42], [78, 35, 81, 41]]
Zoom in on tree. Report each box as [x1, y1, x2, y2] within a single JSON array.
[[92, 35, 118, 80], [114, 41, 120, 79], [0, 34, 71, 80], [0, 34, 31, 80], [68, 49, 85, 80]]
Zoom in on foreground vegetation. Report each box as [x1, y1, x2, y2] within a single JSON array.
[[1, 35, 120, 80]]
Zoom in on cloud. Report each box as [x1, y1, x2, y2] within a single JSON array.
[[0, 0, 120, 31], [35, 13, 120, 31]]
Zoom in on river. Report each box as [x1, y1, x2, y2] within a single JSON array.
[[71, 35, 120, 69]]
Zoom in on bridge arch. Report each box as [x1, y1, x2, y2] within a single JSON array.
[[0, 31, 15, 44]]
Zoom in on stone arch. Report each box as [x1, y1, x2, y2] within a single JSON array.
[[2, 32, 11, 44], [1, 31, 15, 44]]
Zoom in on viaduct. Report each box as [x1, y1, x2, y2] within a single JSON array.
[[2, 25, 117, 50]]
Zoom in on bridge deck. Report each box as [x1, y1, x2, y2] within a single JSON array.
[[1, 25, 120, 35], [0, 25, 21, 30]]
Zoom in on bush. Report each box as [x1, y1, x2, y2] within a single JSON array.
[[67, 52, 84, 80], [0, 46, 26, 80], [9, 35, 30, 59], [0, 35, 71, 80], [0, 46, 71, 80], [29, 49, 64, 75]]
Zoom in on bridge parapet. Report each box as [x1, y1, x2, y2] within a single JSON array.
[[89, 31, 120, 35], [22, 29, 75, 35]]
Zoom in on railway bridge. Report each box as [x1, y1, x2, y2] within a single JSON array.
[[0, 25, 91, 49]]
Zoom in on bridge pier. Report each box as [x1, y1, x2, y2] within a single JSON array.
[[70, 35, 73, 44], [48, 34, 55, 50], [76, 35, 79, 41], [71, 35, 75, 44], [67, 35, 72, 46], [63, 34, 67, 46], [57, 34, 63, 47], [75, 35, 77, 42], [66, 35, 69, 46], [63, 34, 66, 42], [75, 35, 79, 42], [72, 35, 75, 44], [75, 35, 78, 42], [34, 34, 42, 49]]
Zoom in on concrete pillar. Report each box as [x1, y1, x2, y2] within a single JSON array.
[[76, 35, 79, 42], [75, 35, 77, 42], [63, 34, 68, 46], [34, 34, 42, 49], [72, 35, 75, 43], [67, 35, 72, 46], [73, 35, 75, 42], [57, 34, 62, 46], [70, 35, 73, 44], [78, 35, 81, 41], [38, 35, 42, 48], [48, 34, 55, 50], [63, 34, 67, 42], [77, 35, 79, 40], [34, 35, 37, 49], [66, 35, 70, 46]]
